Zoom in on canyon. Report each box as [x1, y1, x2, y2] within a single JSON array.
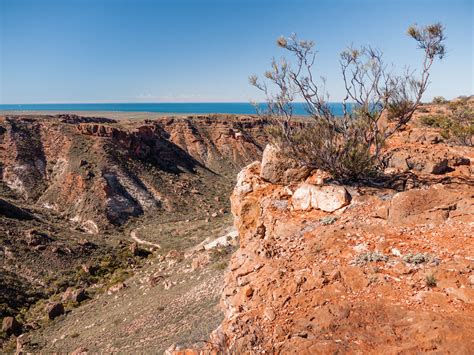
[[0, 113, 268, 352], [1, 103, 473, 353]]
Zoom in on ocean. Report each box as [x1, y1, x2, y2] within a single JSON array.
[[0, 102, 347, 116]]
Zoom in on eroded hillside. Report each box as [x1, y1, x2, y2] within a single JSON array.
[[0, 114, 267, 230], [0, 113, 268, 351]]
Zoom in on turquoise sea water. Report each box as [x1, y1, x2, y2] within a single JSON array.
[[0, 102, 346, 116]]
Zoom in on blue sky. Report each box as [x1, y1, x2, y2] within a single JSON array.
[[0, 0, 472, 104]]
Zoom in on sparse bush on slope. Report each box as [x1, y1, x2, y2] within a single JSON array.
[[432, 96, 448, 104], [445, 97, 474, 146], [250, 23, 446, 181], [421, 96, 473, 146]]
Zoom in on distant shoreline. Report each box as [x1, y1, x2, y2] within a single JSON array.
[[0, 110, 191, 120], [0, 110, 275, 122], [0, 110, 314, 121], [0, 102, 349, 117]]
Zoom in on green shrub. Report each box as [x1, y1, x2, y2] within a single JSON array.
[[107, 269, 131, 287], [420, 114, 451, 128], [445, 98, 474, 146]]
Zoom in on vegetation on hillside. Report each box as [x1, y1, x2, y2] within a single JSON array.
[[421, 96, 474, 146]]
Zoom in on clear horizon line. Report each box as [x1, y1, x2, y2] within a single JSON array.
[[0, 101, 258, 105], [0, 100, 407, 105]]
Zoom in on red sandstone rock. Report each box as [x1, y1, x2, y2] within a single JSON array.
[[260, 144, 311, 184], [388, 184, 473, 226], [208, 136, 474, 353]]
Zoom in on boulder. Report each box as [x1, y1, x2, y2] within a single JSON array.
[[260, 144, 311, 184], [16, 334, 29, 353], [62, 287, 87, 303], [373, 203, 389, 219], [81, 264, 91, 273], [305, 169, 332, 185], [46, 302, 64, 320], [149, 273, 165, 287], [292, 184, 313, 211], [130, 242, 139, 256], [129, 242, 151, 258], [340, 266, 369, 292], [449, 197, 474, 223], [311, 185, 352, 212], [78, 239, 96, 249], [446, 287, 474, 304], [406, 128, 443, 144], [2, 316, 21, 336], [292, 184, 351, 212]]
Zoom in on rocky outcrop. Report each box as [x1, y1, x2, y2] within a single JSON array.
[[388, 184, 473, 226], [58, 114, 117, 124], [260, 144, 311, 184], [385, 141, 471, 175], [76, 123, 122, 137], [210, 153, 474, 353], [159, 115, 268, 176], [0, 118, 48, 200], [2, 316, 21, 336], [62, 287, 87, 303], [46, 302, 64, 320]]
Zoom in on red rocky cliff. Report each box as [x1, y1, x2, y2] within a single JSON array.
[[206, 116, 474, 353]]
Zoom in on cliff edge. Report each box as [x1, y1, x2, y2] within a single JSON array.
[[198, 108, 474, 354]]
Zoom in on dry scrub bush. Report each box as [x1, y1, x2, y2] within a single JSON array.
[[432, 96, 448, 104], [251, 23, 446, 181], [445, 97, 474, 146], [421, 96, 473, 146]]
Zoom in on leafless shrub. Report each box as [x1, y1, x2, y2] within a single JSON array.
[[251, 23, 446, 181]]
